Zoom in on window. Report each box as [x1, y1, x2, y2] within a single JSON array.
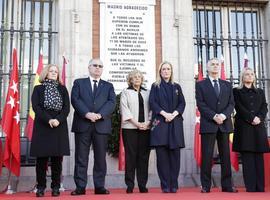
[[193, 1, 267, 89], [0, 0, 57, 165]]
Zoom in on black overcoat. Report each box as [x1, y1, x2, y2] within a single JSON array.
[[30, 84, 70, 157], [232, 86, 270, 153], [149, 81, 186, 149]]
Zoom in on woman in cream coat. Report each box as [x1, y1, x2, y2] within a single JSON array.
[[120, 69, 151, 194]]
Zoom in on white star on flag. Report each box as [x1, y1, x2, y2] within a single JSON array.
[[7, 96, 15, 108], [10, 80, 18, 94], [196, 115, 200, 123], [13, 111, 20, 124]]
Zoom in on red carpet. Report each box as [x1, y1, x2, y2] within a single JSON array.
[[0, 188, 269, 200]]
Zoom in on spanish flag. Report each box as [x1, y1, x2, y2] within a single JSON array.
[[25, 52, 43, 140], [220, 55, 239, 171], [194, 57, 203, 167]]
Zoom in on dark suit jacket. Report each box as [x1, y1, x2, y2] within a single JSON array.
[[233, 86, 270, 152], [149, 82, 186, 149], [195, 78, 235, 134], [71, 78, 116, 134]]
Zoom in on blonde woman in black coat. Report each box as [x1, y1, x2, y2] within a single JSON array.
[[233, 67, 270, 192], [30, 64, 70, 197]]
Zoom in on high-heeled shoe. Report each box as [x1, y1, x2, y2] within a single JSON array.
[[51, 188, 60, 197], [36, 189, 45, 197]]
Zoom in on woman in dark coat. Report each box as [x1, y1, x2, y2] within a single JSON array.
[[30, 64, 70, 197], [233, 67, 270, 192], [149, 61, 186, 193]]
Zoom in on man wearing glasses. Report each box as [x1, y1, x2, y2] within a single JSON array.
[[70, 58, 116, 195]]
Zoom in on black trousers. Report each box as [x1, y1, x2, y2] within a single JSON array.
[[74, 126, 108, 189], [122, 129, 150, 189], [36, 156, 62, 190], [200, 131, 233, 189], [241, 152, 265, 192], [156, 146, 180, 190]]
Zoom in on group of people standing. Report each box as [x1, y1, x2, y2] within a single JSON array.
[[29, 57, 269, 197]]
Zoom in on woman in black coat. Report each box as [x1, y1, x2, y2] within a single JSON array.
[[149, 61, 186, 193], [30, 64, 70, 197], [233, 67, 270, 192]]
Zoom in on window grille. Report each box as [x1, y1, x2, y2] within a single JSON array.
[[0, 0, 57, 165], [193, 1, 268, 89]]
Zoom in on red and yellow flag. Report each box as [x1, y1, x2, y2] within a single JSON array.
[[220, 55, 239, 171], [194, 57, 203, 167], [118, 120, 125, 171], [25, 52, 43, 141]]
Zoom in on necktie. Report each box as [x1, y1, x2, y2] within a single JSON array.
[[213, 79, 219, 97], [93, 80, 97, 97]]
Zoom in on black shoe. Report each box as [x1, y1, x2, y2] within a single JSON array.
[[95, 187, 110, 195], [222, 187, 238, 193], [36, 189, 45, 197], [139, 187, 148, 193], [162, 188, 170, 193], [201, 187, 210, 193], [170, 188, 177, 193], [70, 188, 86, 195], [51, 188, 60, 197], [126, 187, 133, 193]]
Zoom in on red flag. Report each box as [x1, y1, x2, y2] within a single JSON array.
[[220, 55, 239, 171], [220, 55, 226, 80], [118, 122, 125, 171], [1, 48, 20, 176], [244, 53, 248, 68], [25, 52, 43, 140], [0, 139, 2, 175], [62, 56, 67, 86], [194, 58, 203, 167]]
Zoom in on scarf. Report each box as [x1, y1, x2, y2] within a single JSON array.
[[43, 79, 63, 111]]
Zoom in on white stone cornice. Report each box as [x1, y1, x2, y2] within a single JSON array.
[[99, 0, 156, 5]]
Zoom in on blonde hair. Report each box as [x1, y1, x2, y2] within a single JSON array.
[[126, 69, 144, 87], [39, 64, 62, 84], [238, 67, 257, 89], [154, 61, 174, 86]]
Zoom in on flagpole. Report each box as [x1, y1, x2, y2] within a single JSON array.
[[1, 168, 14, 194]]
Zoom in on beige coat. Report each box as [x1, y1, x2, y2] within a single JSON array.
[[120, 87, 151, 129]]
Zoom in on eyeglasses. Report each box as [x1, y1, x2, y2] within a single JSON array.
[[92, 64, 103, 68]]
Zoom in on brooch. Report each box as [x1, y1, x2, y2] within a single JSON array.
[[151, 118, 160, 131]]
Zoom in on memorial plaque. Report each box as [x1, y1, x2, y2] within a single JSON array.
[[100, 0, 156, 93]]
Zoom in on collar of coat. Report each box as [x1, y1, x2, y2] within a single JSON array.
[[127, 85, 147, 91], [242, 85, 258, 93]]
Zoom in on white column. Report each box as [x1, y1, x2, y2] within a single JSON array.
[[58, 0, 93, 176]]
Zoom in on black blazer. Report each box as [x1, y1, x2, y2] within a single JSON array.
[[195, 78, 235, 134], [233, 86, 270, 153], [71, 78, 116, 134]]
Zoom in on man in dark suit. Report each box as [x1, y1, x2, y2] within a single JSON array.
[[195, 58, 237, 193], [70, 58, 116, 195]]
